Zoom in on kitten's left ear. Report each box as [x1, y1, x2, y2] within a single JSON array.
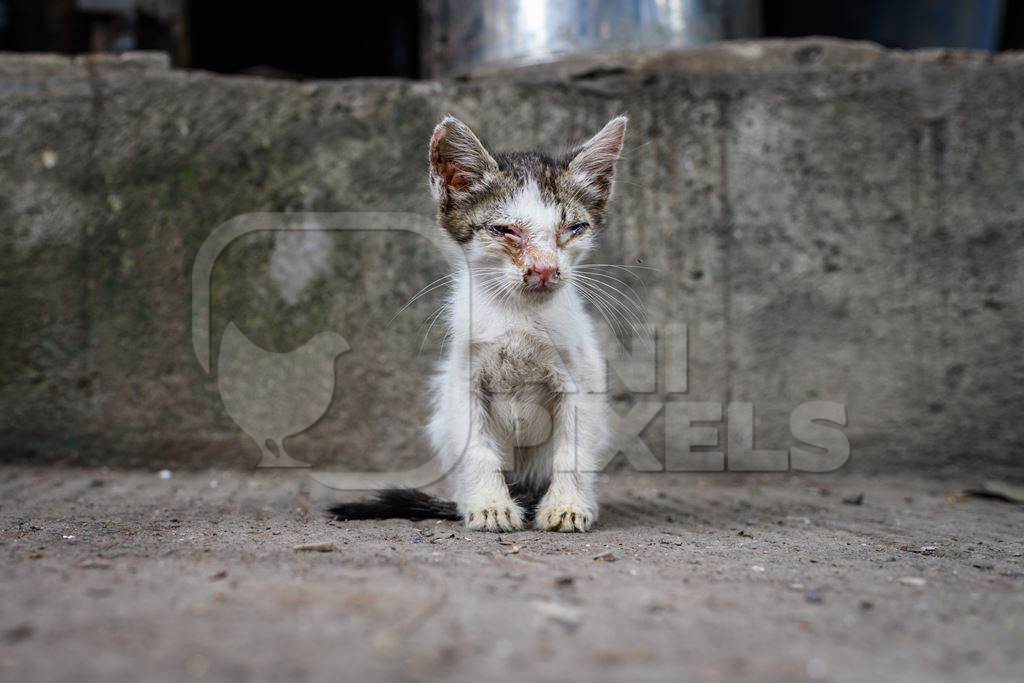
[[568, 115, 628, 200]]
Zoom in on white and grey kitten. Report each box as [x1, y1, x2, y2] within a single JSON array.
[[332, 115, 627, 532]]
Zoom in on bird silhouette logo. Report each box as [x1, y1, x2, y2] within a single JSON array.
[[192, 212, 450, 485], [216, 322, 350, 468]]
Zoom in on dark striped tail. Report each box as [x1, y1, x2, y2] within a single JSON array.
[[327, 483, 545, 522], [328, 489, 460, 521]]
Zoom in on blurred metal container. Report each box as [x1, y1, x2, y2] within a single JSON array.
[[420, 0, 762, 77]]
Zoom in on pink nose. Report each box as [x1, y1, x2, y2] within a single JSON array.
[[526, 265, 560, 289]]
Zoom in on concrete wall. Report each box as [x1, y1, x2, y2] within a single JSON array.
[[1, 40, 1022, 477]]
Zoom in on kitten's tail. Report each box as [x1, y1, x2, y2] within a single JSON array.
[[328, 489, 460, 521], [327, 485, 543, 522]]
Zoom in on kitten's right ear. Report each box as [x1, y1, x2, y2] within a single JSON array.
[[428, 115, 497, 205]]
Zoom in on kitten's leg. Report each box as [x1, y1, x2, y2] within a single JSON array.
[[535, 394, 604, 532], [455, 438, 524, 532], [435, 371, 524, 532], [429, 317, 528, 531]]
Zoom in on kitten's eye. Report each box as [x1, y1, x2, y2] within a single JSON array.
[[567, 222, 590, 236], [488, 224, 520, 240]]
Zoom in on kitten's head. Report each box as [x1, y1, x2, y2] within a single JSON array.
[[428, 115, 626, 301]]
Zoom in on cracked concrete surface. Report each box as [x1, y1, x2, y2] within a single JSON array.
[[1, 466, 1021, 682]]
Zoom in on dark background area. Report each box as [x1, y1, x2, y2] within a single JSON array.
[[763, 0, 1021, 51], [0, 0, 1021, 79], [0, 0, 422, 77], [187, 2, 420, 79]]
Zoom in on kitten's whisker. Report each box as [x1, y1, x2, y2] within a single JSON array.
[[494, 280, 517, 309], [475, 277, 510, 304], [387, 273, 455, 327], [575, 276, 647, 322], [592, 287, 653, 347], [577, 263, 659, 272], [418, 303, 449, 355], [572, 282, 628, 350], [575, 279, 652, 342], [574, 279, 652, 348], [576, 262, 657, 294], [572, 280, 624, 332], [473, 277, 513, 311], [571, 272, 645, 308]]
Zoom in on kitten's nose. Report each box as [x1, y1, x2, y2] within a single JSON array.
[[526, 265, 560, 289]]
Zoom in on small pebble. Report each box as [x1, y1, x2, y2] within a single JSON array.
[[898, 577, 927, 587], [532, 600, 581, 628], [292, 542, 335, 553]]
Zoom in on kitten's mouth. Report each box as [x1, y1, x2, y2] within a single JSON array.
[[522, 281, 560, 296]]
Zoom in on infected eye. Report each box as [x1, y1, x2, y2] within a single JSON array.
[[487, 224, 520, 240]]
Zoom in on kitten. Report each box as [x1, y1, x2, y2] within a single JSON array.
[[330, 115, 627, 532]]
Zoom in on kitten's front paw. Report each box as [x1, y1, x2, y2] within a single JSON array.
[[535, 500, 595, 532], [464, 501, 525, 532]]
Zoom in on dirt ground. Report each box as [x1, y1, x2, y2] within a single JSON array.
[[0, 466, 1021, 683]]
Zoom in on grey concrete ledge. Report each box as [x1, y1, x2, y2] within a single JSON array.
[[1, 39, 1022, 477], [2, 37, 1022, 79]]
